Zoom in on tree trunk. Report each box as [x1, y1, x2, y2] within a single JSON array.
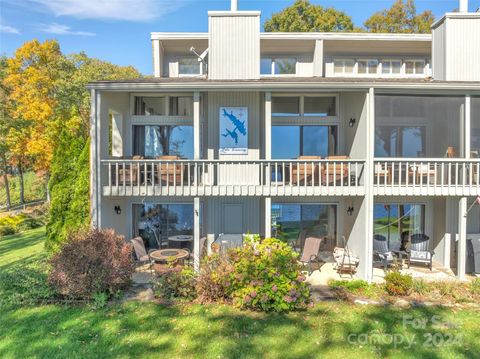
[[2, 168, 11, 211], [18, 163, 25, 205], [45, 172, 50, 203]]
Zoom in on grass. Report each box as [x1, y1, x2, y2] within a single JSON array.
[[0, 171, 46, 208], [1, 229, 480, 358]]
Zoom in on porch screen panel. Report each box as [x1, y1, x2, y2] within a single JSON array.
[[133, 125, 193, 159]]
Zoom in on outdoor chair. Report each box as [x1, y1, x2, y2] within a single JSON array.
[[130, 236, 154, 274], [117, 155, 143, 186], [408, 164, 436, 185], [156, 155, 184, 185], [291, 229, 307, 253], [333, 236, 359, 278], [408, 234, 434, 271], [374, 163, 391, 185], [372, 234, 395, 270], [299, 236, 323, 275], [321, 156, 350, 185], [291, 156, 321, 185]]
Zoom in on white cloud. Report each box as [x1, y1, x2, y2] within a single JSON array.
[[0, 24, 20, 34], [31, 0, 185, 21], [39, 23, 95, 36]]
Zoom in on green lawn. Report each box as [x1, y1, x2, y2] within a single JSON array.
[[1, 229, 479, 359]]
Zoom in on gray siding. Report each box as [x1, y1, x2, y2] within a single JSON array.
[[208, 12, 260, 80]]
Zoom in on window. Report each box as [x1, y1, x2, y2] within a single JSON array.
[[135, 96, 193, 116], [374, 204, 425, 251], [271, 204, 337, 249], [134, 96, 166, 115], [178, 57, 201, 75], [375, 126, 425, 158], [334, 59, 354, 74], [381, 60, 402, 74], [272, 96, 336, 117], [133, 125, 193, 159], [133, 203, 193, 250], [272, 125, 337, 159], [358, 59, 378, 74], [405, 60, 425, 75], [261, 57, 296, 75]]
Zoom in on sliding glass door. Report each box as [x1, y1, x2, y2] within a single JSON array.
[[133, 125, 193, 159], [374, 203, 425, 251], [133, 203, 194, 250], [272, 125, 337, 159], [271, 204, 337, 249]]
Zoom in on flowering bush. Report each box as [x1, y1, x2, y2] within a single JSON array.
[[196, 254, 234, 303], [228, 236, 310, 312], [48, 228, 135, 299], [384, 271, 413, 296], [154, 266, 197, 301]]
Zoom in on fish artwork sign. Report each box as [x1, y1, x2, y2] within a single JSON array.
[[219, 107, 248, 155]]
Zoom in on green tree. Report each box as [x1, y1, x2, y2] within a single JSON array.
[[364, 0, 434, 33], [264, 0, 354, 32], [46, 51, 141, 251]]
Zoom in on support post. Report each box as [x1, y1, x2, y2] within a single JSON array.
[[90, 89, 101, 228], [194, 92, 201, 160], [265, 197, 271, 238], [457, 197, 467, 279], [465, 95, 471, 159], [265, 92, 272, 160], [194, 197, 201, 271]]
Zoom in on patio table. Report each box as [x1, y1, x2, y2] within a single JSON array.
[[168, 235, 193, 250]]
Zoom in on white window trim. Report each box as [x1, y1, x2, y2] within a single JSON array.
[[271, 94, 339, 121], [356, 58, 380, 76], [260, 56, 297, 77], [331, 57, 430, 78], [177, 56, 204, 77], [380, 59, 403, 75]]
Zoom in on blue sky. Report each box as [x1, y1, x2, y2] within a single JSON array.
[[1, 0, 478, 75]]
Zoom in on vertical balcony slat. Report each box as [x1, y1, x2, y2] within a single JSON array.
[[115, 162, 119, 196], [108, 162, 112, 195], [123, 162, 126, 195], [282, 162, 286, 187]]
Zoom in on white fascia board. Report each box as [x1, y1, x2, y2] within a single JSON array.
[[208, 11, 261, 16], [432, 12, 480, 29], [259, 32, 432, 42], [86, 81, 480, 92], [150, 32, 208, 40]]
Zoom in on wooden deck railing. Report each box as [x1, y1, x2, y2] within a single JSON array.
[[101, 159, 365, 196], [373, 159, 480, 196]]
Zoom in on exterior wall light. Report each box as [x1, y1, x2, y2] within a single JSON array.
[[348, 118, 356, 127], [114, 205, 122, 215], [347, 206, 354, 216]]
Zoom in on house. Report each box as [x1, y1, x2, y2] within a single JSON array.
[[87, 0, 480, 281]]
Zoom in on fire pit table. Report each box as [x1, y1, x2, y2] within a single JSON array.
[[150, 249, 190, 274]]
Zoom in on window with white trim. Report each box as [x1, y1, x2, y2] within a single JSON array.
[[261, 57, 296, 75], [358, 59, 378, 74], [381, 60, 402, 74], [178, 57, 202, 76], [405, 60, 425, 75], [334, 59, 354, 75], [272, 96, 337, 117]]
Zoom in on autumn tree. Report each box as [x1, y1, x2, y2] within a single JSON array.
[[364, 0, 434, 33], [0, 56, 12, 209], [264, 0, 354, 32]]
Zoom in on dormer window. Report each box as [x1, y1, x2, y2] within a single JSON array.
[[178, 57, 202, 76], [381, 60, 402, 74], [261, 57, 296, 75], [405, 60, 425, 75], [358, 59, 378, 74], [333, 59, 355, 75]]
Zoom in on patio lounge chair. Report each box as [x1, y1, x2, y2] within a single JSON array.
[[117, 155, 143, 186], [130, 236, 154, 273], [408, 234, 434, 270], [292, 156, 321, 185], [299, 236, 323, 275], [156, 155, 184, 185], [321, 155, 349, 185], [408, 164, 436, 185], [333, 236, 359, 277], [374, 163, 391, 185], [373, 234, 395, 270]]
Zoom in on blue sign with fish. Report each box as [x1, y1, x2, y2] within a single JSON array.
[[219, 107, 248, 155]]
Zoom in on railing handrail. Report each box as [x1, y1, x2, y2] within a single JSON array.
[[374, 158, 480, 162], [101, 158, 365, 163]]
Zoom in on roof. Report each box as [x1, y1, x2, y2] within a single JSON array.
[[86, 76, 480, 92]]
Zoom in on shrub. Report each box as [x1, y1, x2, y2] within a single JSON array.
[[228, 236, 310, 312], [470, 277, 480, 295], [384, 271, 413, 296], [0, 224, 16, 237], [412, 279, 430, 296], [196, 254, 234, 303], [154, 266, 197, 301], [16, 218, 43, 232], [48, 228, 135, 299]]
